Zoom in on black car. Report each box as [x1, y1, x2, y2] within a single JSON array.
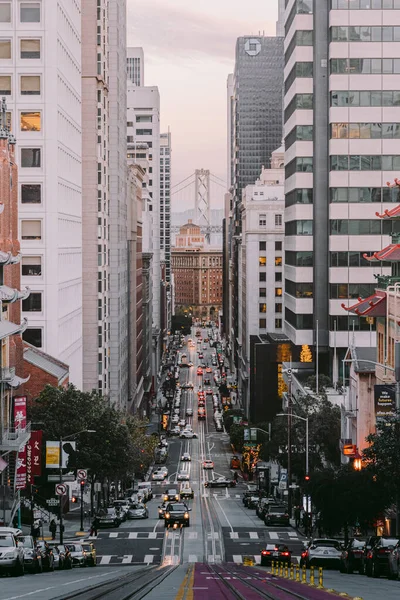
[[242, 485, 258, 504], [204, 477, 236, 488], [261, 544, 292, 566], [365, 537, 399, 578], [164, 502, 191, 528], [256, 497, 272, 520], [36, 540, 55, 571], [360, 536, 381, 574], [264, 505, 290, 527], [19, 535, 42, 573], [246, 496, 260, 509], [340, 538, 365, 574]]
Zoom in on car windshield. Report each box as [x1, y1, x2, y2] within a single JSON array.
[[67, 545, 82, 552], [381, 538, 398, 547], [130, 503, 144, 509], [314, 540, 341, 549], [82, 545, 92, 552], [169, 504, 187, 511], [270, 507, 286, 514], [0, 535, 14, 547], [19, 536, 34, 548], [351, 539, 365, 548]]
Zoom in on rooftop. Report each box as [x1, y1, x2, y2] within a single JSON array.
[[23, 343, 69, 381]]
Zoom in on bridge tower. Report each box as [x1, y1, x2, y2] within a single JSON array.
[[194, 169, 211, 243]]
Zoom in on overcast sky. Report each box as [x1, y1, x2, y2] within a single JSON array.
[[127, 0, 278, 209]]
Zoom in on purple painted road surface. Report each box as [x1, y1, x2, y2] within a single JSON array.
[[193, 564, 345, 599]]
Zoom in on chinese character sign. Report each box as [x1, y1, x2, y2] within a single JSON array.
[[31, 430, 42, 476], [13, 396, 27, 430], [15, 446, 27, 490]]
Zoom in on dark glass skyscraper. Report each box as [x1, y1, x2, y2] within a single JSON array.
[[232, 36, 284, 201]]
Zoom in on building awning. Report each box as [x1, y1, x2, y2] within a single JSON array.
[[363, 244, 400, 262], [7, 374, 30, 389], [341, 290, 387, 317], [0, 318, 28, 341], [0, 285, 30, 304], [0, 251, 21, 266]]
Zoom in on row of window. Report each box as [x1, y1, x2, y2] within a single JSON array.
[[260, 318, 283, 330], [331, 90, 400, 107], [285, 308, 376, 332], [331, 186, 400, 203], [0, 74, 41, 95], [285, 30, 313, 64], [285, 0, 312, 37], [331, 0, 400, 8], [330, 283, 376, 299], [331, 154, 400, 171], [331, 122, 400, 140], [285, 189, 313, 207], [259, 241, 283, 252], [0, 2, 41, 23], [285, 157, 313, 178], [285, 251, 313, 267], [259, 256, 283, 267], [260, 303, 283, 313], [330, 58, 400, 74], [285, 280, 313, 298], [284, 93, 313, 122], [284, 250, 390, 267], [258, 213, 283, 227], [331, 26, 400, 42], [286, 218, 400, 235], [285, 62, 313, 94], [285, 125, 313, 149], [0, 38, 41, 60]]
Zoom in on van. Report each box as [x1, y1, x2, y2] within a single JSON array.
[[137, 482, 153, 501]]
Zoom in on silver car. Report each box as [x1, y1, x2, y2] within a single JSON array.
[[0, 533, 25, 576], [127, 502, 149, 519], [300, 539, 343, 568]]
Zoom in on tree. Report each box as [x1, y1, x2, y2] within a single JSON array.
[[229, 424, 245, 452]]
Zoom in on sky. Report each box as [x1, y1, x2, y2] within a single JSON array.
[[127, 0, 279, 209]]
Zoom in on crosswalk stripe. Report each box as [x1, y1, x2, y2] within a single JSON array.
[[249, 532, 259, 539], [144, 555, 154, 564], [128, 533, 138, 539], [148, 532, 157, 539], [99, 555, 112, 565], [229, 532, 239, 539], [122, 555, 133, 563], [288, 531, 298, 537], [269, 532, 279, 539], [110, 532, 118, 538]]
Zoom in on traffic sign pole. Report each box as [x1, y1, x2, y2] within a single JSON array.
[[60, 438, 64, 544], [80, 480, 85, 532]]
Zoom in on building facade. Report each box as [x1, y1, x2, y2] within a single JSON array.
[[82, 0, 110, 397], [283, 0, 397, 380], [171, 221, 223, 319], [160, 131, 171, 282], [127, 47, 144, 86], [3, 0, 83, 385]]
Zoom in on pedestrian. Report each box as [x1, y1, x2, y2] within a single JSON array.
[[233, 471, 238, 482], [49, 519, 57, 540], [90, 516, 99, 537], [32, 519, 40, 541], [303, 512, 310, 537], [294, 505, 301, 529]]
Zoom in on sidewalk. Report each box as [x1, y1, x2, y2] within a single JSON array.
[[21, 513, 91, 542]]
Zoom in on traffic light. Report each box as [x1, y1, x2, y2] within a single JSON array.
[[71, 496, 78, 503], [304, 474, 310, 482], [80, 480, 85, 489]]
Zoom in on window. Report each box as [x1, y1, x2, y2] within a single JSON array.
[[21, 255, 41, 276], [260, 288, 266, 297], [0, 39, 11, 59], [331, 155, 400, 171], [330, 57, 400, 75], [21, 183, 41, 203], [259, 256, 266, 266], [136, 115, 152, 122], [0, 75, 10, 95], [331, 122, 400, 140], [21, 219, 41, 240], [275, 272, 282, 282], [20, 2, 40, 23], [284, 93, 313, 121], [21, 147, 41, 167], [275, 319, 283, 329], [259, 303, 267, 313], [259, 318, 266, 329], [285, 308, 313, 330], [20, 111, 40, 131], [275, 256, 282, 266], [21, 39, 41, 60], [22, 292, 41, 312], [275, 214, 283, 227], [0, 3, 11, 22], [259, 241, 266, 251], [259, 213, 266, 227], [23, 327, 42, 347], [20, 75, 40, 95], [259, 272, 266, 282], [127, 121, 133, 127], [275, 241, 282, 251], [285, 220, 313, 236], [275, 288, 282, 297], [286, 280, 313, 298], [275, 303, 283, 313], [136, 128, 152, 135], [285, 251, 313, 266]]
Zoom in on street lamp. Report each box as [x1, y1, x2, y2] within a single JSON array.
[[276, 413, 309, 513], [59, 429, 96, 544]]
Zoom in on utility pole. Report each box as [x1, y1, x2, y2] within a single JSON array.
[[287, 369, 293, 518]]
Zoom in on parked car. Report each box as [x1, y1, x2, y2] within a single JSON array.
[[164, 503, 191, 528], [300, 539, 343, 569], [66, 543, 86, 568], [256, 497, 273, 520], [264, 505, 290, 527], [0, 532, 25, 576], [204, 477, 236, 488], [137, 482, 153, 501], [388, 540, 400, 579], [112, 500, 129, 521], [246, 496, 260, 510], [261, 544, 291, 566], [19, 535, 42, 574], [97, 508, 121, 528], [127, 502, 149, 519], [365, 537, 398, 578], [203, 460, 214, 470], [339, 538, 365, 574], [82, 542, 96, 567], [360, 536, 381, 574], [36, 540, 55, 571]]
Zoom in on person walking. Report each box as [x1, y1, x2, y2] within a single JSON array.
[[49, 519, 57, 540], [294, 505, 301, 529], [90, 516, 99, 537]]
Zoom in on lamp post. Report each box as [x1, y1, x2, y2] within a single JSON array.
[[276, 413, 309, 513], [59, 429, 96, 544]]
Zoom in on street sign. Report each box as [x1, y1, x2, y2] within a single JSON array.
[[94, 482, 101, 492], [46, 498, 60, 506], [250, 428, 257, 442], [77, 469, 87, 480], [279, 473, 287, 490], [243, 428, 250, 441], [55, 483, 67, 496], [48, 474, 75, 482]]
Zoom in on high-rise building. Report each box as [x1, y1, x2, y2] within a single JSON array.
[[283, 0, 397, 380], [82, 0, 110, 397], [127, 47, 144, 86], [4, 0, 83, 385], [276, 0, 285, 36], [160, 131, 172, 282], [109, 0, 129, 409]]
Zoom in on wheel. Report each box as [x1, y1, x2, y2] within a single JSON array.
[[346, 564, 353, 575], [372, 561, 380, 578], [12, 560, 24, 577], [388, 566, 396, 580], [37, 559, 43, 574]]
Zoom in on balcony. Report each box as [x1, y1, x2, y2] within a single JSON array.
[[0, 423, 31, 451], [0, 366, 15, 382]]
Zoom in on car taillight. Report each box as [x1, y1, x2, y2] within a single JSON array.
[[379, 548, 389, 554], [282, 552, 290, 557], [261, 551, 270, 555], [301, 551, 307, 558], [367, 551, 372, 558]]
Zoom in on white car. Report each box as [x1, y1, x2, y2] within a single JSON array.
[[203, 459, 214, 470], [171, 415, 179, 424], [0, 532, 24, 576], [180, 430, 198, 439], [152, 471, 165, 481], [186, 408, 193, 416], [178, 419, 186, 428], [181, 452, 191, 461], [177, 471, 190, 481]]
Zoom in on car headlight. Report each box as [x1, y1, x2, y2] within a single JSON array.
[[4, 551, 17, 558], [184, 512, 189, 518], [24, 550, 34, 557], [163, 495, 168, 501], [175, 495, 179, 500], [165, 512, 170, 519]]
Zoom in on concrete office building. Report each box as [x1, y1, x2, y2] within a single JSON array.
[[283, 0, 399, 380], [2, 0, 83, 385], [82, 0, 110, 397], [160, 131, 171, 283], [276, 0, 285, 37], [108, 0, 128, 409], [127, 47, 144, 86]]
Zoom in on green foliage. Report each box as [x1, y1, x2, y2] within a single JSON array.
[[229, 424, 245, 453], [171, 314, 192, 335], [363, 416, 400, 503], [222, 409, 244, 434]]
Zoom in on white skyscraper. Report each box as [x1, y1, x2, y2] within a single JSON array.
[[4, 0, 83, 385], [127, 47, 144, 86], [160, 131, 171, 282]]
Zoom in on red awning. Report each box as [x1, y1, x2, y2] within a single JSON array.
[[376, 204, 400, 219], [363, 244, 400, 262], [341, 290, 387, 317]]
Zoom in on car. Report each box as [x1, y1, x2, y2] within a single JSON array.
[[157, 466, 168, 477], [300, 539, 343, 569], [261, 544, 292, 566], [198, 353, 204, 359], [113, 500, 130, 521], [203, 345, 207, 350], [246, 496, 260, 510], [180, 483, 194, 500], [360, 535, 381, 574], [171, 415, 179, 424], [186, 408, 193, 416], [36, 540, 55, 571], [178, 419, 186, 428], [204, 377, 211, 385], [173, 409, 180, 416], [339, 538, 365, 574], [203, 459, 214, 469], [97, 508, 121, 528], [164, 488, 180, 502], [204, 477, 236, 488], [206, 388, 213, 395], [49, 544, 67, 570], [198, 408, 206, 420], [0, 532, 25, 576], [181, 452, 191, 461], [215, 420, 223, 432], [230, 456, 241, 469], [180, 430, 198, 439], [264, 505, 290, 527], [197, 368, 203, 376], [158, 502, 168, 519], [256, 497, 274, 520], [206, 367, 212, 373], [152, 470, 166, 481], [127, 502, 149, 519], [365, 537, 398, 578], [388, 540, 400, 580], [177, 471, 190, 481], [169, 426, 181, 436], [182, 382, 194, 389], [82, 542, 96, 567], [164, 502, 191, 528], [19, 535, 42, 573], [66, 543, 86, 568], [56, 544, 73, 569]]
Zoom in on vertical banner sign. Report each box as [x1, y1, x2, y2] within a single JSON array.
[[31, 430, 42, 476], [13, 396, 27, 430], [26, 440, 32, 484], [15, 446, 27, 490]]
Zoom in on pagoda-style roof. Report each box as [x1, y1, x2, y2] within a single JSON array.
[[0, 318, 28, 341], [376, 205, 400, 219], [0, 251, 21, 266], [363, 244, 400, 262], [0, 285, 29, 304], [341, 290, 387, 317]]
